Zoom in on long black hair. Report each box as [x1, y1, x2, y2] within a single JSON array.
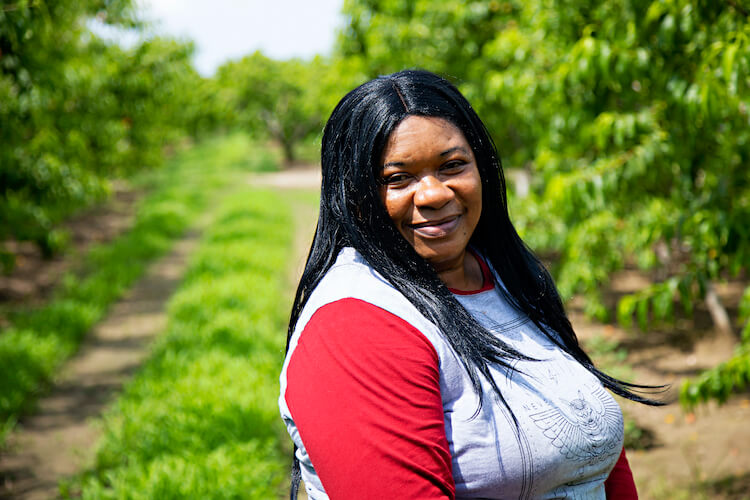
[[286, 69, 661, 497]]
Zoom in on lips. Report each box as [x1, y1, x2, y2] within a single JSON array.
[[408, 215, 461, 237]]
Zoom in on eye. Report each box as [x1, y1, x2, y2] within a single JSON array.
[[440, 160, 466, 174], [381, 172, 412, 188]]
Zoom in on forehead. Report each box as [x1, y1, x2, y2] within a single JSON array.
[[382, 116, 471, 163]]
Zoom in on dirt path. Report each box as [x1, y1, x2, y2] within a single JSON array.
[[249, 166, 321, 191], [0, 232, 200, 499], [568, 274, 750, 499], [0, 167, 322, 499]]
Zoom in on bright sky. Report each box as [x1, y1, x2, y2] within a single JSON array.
[[135, 0, 345, 75]]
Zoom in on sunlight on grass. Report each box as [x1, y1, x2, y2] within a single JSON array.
[[0, 134, 278, 449], [69, 189, 294, 499]]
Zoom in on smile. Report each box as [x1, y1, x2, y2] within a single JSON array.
[[408, 215, 461, 238]]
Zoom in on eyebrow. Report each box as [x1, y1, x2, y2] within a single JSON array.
[[440, 146, 469, 157], [383, 146, 470, 168]]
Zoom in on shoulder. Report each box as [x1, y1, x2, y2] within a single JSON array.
[[292, 247, 442, 348], [279, 248, 454, 409], [286, 297, 441, 389], [306, 247, 404, 308], [280, 297, 454, 500]]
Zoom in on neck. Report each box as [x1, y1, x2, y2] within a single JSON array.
[[436, 250, 483, 291]]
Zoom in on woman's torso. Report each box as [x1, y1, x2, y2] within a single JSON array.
[[279, 248, 623, 499]]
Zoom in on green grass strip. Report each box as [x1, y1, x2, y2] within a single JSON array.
[[0, 133, 277, 447], [69, 188, 293, 499]]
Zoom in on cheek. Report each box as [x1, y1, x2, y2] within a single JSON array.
[[465, 177, 483, 228], [381, 190, 408, 225]]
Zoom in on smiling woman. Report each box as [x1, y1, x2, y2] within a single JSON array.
[[380, 116, 483, 291], [279, 70, 660, 500]]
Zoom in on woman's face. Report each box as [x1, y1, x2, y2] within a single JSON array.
[[379, 115, 482, 274]]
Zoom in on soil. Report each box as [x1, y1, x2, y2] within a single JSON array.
[[568, 272, 750, 499], [0, 183, 139, 310], [1, 164, 748, 499]]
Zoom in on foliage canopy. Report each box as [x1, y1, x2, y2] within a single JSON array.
[[335, 0, 750, 406], [2, 0, 748, 415], [0, 0, 203, 267]]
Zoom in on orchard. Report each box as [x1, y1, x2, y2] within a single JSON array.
[[1, 0, 748, 497]]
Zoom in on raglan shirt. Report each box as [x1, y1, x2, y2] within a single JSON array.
[[279, 248, 637, 499]]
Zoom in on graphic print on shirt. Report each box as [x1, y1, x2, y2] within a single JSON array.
[[529, 385, 623, 468], [494, 327, 623, 496], [477, 313, 531, 341]]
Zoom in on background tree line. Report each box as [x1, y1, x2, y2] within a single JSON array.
[[2, 0, 748, 407], [0, 0, 213, 267]]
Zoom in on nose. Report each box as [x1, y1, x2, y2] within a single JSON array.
[[413, 175, 454, 209]]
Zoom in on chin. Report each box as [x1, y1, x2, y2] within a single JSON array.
[[418, 247, 465, 270]]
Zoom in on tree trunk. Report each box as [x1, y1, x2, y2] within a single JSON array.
[[280, 138, 295, 165], [260, 112, 296, 166], [705, 282, 736, 340]]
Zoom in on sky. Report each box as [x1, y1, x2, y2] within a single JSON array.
[[132, 0, 345, 75]]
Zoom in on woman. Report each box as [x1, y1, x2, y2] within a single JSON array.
[[279, 70, 659, 499]]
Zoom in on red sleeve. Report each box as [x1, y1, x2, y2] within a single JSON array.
[[285, 298, 455, 499], [605, 447, 638, 499]]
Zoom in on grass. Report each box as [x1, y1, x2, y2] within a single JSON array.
[[0, 132, 278, 448], [66, 188, 294, 499]]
